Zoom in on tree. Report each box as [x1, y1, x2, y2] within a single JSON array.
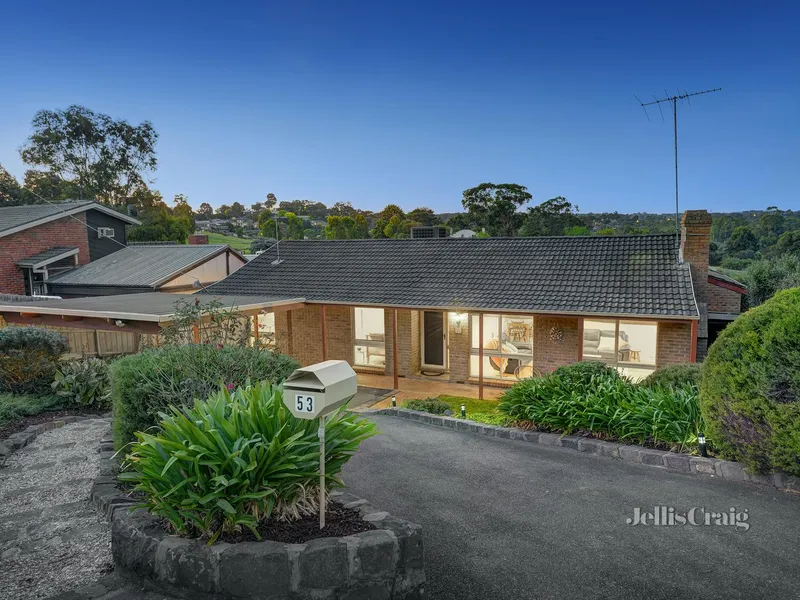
[[461, 183, 531, 237], [407, 207, 439, 227], [564, 226, 590, 236], [258, 209, 277, 238], [264, 193, 277, 210], [198, 202, 214, 219], [329, 202, 357, 217], [744, 255, 800, 306], [128, 205, 192, 243], [22, 169, 77, 203], [756, 207, 785, 246], [20, 105, 157, 204], [217, 204, 232, 217], [711, 215, 745, 243], [250, 202, 264, 216], [354, 214, 369, 238], [727, 226, 759, 254], [229, 202, 246, 217], [773, 230, 800, 257], [520, 197, 582, 237], [173, 194, 195, 233], [282, 211, 305, 239], [0, 164, 25, 205], [325, 214, 371, 239]]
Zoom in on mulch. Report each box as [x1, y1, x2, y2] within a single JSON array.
[[219, 502, 376, 544], [0, 408, 107, 441]]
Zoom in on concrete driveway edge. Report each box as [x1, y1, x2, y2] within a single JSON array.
[[362, 407, 799, 496]]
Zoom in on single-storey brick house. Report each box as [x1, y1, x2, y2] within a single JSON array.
[[0, 201, 140, 295], [198, 210, 744, 391]]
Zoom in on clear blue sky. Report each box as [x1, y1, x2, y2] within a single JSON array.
[[1, 0, 798, 214]]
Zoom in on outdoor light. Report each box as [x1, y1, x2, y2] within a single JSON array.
[[450, 312, 468, 334], [392, 395, 397, 407], [460, 403, 466, 418], [698, 434, 707, 457]]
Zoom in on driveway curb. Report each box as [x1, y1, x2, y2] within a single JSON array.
[[363, 407, 800, 495]]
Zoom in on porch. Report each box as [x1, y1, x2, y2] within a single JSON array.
[[354, 372, 506, 409]]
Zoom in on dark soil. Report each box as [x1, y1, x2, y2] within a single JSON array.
[[0, 407, 107, 440], [217, 502, 376, 544]]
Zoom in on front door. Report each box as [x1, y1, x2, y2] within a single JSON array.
[[422, 311, 446, 368]]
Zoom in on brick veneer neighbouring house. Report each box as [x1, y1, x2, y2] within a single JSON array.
[[709, 283, 744, 314], [0, 214, 91, 295], [0, 202, 140, 295]]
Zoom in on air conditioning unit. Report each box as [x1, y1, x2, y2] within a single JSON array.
[[97, 227, 116, 239]]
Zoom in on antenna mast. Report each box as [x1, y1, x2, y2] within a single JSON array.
[[636, 87, 721, 239]]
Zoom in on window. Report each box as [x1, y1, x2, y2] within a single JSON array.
[[354, 307, 385, 367], [469, 314, 534, 380], [255, 312, 276, 348], [582, 319, 657, 381]]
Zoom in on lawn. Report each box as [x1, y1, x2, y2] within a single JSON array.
[[428, 395, 510, 425], [197, 231, 254, 252]]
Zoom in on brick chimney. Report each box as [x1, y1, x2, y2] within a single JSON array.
[[188, 234, 209, 245], [680, 209, 712, 358]]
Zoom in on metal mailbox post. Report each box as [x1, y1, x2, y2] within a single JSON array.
[[282, 360, 358, 528]]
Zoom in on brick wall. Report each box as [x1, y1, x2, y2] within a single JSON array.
[[324, 305, 353, 362], [0, 215, 90, 294], [708, 283, 743, 314], [448, 313, 470, 383], [396, 309, 419, 377], [533, 315, 580, 374], [656, 321, 692, 366], [680, 210, 712, 357]]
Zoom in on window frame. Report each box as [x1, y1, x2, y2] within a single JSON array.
[[352, 307, 386, 368], [469, 313, 534, 380], [582, 318, 658, 375]]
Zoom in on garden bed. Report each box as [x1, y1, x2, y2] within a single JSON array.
[[91, 449, 426, 600]]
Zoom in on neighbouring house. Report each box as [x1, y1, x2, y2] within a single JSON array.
[[707, 266, 747, 346], [46, 243, 247, 297], [0, 201, 141, 295]]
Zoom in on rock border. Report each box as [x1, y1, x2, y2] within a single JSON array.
[[90, 444, 426, 600], [0, 414, 105, 463], [368, 407, 800, 494]]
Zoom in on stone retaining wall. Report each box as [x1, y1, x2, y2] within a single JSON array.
[[90, 446, 426, 599], [371, 407, 800, 494]]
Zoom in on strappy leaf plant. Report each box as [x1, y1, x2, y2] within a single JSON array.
[[119, 381, 376, 543]]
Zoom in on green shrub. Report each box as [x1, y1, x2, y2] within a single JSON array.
[[52, 358, 112, 408], [404, 397, 451, 414], [110, 345, 299, 449], [499, 361, 702, 448], [640, 364, 702, 390], [0, 326, 69, 393], [701, 287, 800, 475], [0, 393, 67, 427], [119, 381, 377, 543]]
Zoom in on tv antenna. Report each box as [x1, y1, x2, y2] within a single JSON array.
[[635, 87, 721, 239]]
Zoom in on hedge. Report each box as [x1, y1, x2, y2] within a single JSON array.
[[0, 326, 69, 393], [110, 345, 299, 448], [701, 287, 800, 476], [640, 364, 702, 390]]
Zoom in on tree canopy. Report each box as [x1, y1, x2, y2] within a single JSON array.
[[461, 183, 531, 237], [19, 105, 157, 204], [520, 196, 582, 237]]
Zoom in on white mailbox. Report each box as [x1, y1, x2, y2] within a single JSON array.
[[282, 360, 358, 420]]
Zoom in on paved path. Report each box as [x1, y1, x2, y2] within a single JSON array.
[[341, 415, 800, 600], [0, 418, 113, 600]]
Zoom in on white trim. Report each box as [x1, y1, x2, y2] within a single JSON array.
[[18, 247, 80, 270], [0, 296, 306, 323], [0, 202, 140, 239]]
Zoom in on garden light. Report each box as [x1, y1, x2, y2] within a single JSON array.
[[392, 395, 396, 407], [698, 434, 707, 457], [461, 404, 466, 418]]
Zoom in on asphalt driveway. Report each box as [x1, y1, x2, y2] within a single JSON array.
[[341, 416, 799, 600]]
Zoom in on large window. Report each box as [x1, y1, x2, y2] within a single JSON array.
[[255, 312, 276, 348], [469, 314, 534, 380], [582, 319, 657, 381], [354, 307, 386, 368]]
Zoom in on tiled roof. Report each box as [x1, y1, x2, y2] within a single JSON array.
[[49, 245, 234, 288], [709, 267, 747, 291], [16, 247, 78, 268], [0, 201, 139, 237], [203, 235, 699, 318]]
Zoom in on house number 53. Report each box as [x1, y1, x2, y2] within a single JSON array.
[[296, 395, 314, 412]]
